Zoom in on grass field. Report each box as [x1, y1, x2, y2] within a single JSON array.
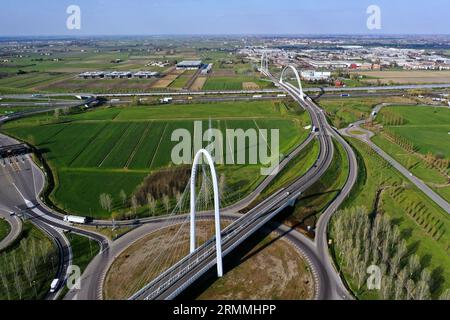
[[203, 76, 274, 91], [2, 100, 309, 218], [318, 96, 417, 128], [259, 139, 319, 199], [0, 218, 11, 243], [373, 105, 450, 201], [377, 105, 450, 158], [340, 138, 450, 298], [67, 233, 100, 273]]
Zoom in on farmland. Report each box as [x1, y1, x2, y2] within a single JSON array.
[[377, 105, 450, 158], [357, 70, 450, 84], [372, 105, 450, 201], [318, 96, 417, 128], [203, 76, 274, 91], [2, 100, 310, 218]]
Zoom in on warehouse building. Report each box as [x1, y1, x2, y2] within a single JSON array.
[[78, 71, 159, 79], [176, 60, 203, 70]]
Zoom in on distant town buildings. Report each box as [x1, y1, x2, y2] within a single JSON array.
[[240, 45, 450, 72]]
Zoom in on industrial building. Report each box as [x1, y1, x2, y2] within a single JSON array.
[[78, 71, 160, 79], [176, 60, 203, 70], [301, 70, 331, 81]]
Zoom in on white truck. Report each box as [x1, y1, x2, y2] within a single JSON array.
[[50, 279, 60, 293], [64, 215, 87, 224], [160, 97, 173, 104]]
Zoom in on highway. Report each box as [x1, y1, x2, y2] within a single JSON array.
[[128, 68, 358, 300], [1, 82, 450, 101], [0, 96, 98, 125], [274, 72, 357, 300]]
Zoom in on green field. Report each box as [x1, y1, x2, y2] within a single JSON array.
[[340, 137, 450, 298], [203, 76, 273, 90], [373, 105, 450, 201], [0, 218, 11, 243], [2, 100, 309, 218], [318, 96, 416, 128], [378, 106, 450, 158]]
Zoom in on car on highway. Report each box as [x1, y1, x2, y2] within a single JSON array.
[[50, 279, 60, 293]]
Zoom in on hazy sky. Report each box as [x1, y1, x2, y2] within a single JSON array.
[[1, 0, 449, 36]]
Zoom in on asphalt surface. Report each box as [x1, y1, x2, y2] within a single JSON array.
[[0, 207, 22, 251]]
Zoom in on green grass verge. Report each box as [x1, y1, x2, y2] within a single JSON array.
[[284, 138, 349, 229], [0, 218, 11, 243], [0, 222, 58, 300]]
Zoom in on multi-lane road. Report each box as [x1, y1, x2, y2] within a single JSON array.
[[128, 69, 358, 300]]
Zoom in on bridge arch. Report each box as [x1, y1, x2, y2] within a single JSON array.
[[190, 149, 223, 277], [280, 65, 305, 101], [260, 51, 269, 73]]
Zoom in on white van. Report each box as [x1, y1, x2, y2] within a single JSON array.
[[50, 279, 60, 293]]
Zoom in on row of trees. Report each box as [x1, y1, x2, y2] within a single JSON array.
[[382, 111, 406, 126], [0, 234, 58, 300], [383, 128, 416, 153], [424, 152, 450, 174], [100, 190, 178, 221], [332, 206, 448, 300], [99, 169, 227, 220]]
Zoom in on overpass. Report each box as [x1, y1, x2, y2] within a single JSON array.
[[130, 65, 339, 300]]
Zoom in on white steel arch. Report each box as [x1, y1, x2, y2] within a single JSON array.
[[190, 149, 223, 277], [280, 65, 305, 101], [260, 52, 269, 73]]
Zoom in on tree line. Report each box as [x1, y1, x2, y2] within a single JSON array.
[[332, 206, 449, 300]]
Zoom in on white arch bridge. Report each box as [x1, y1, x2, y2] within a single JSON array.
[[259, 53, 304, 101], [130, 87, 332, 299]]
